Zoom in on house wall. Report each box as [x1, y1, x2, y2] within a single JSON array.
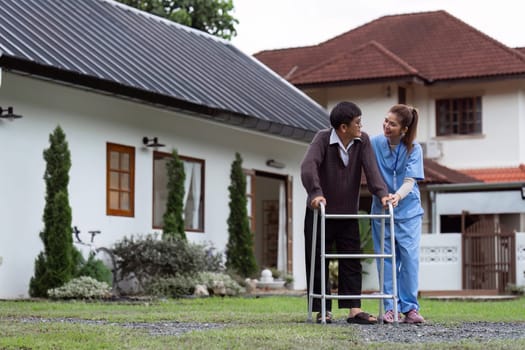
[[364, 232, 525, 292], [517, 233, 525, 287], [307, 81, 525, 292], [418, 233, 462, 291], [363, 233, 463, 291], [0, 72, 312, 298], [431, 189, 525, 237], [436, 190, 525, 215], [306, 79, 525, 169], [424, 80, 525, 168]]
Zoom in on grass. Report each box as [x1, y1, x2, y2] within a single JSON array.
[[0, 296, 524, 349]]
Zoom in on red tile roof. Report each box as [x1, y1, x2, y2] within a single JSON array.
[[516, 47, 525, 55], [422, 159, 481, 184], [361, 158, 480, 186], [292, 41, 419, 85], [459, 164, 525, 183], [255, 11, 525, 86]]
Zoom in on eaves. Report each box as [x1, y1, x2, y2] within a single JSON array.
[[294, 74, 426, 89], [0, 55, 317, 143]]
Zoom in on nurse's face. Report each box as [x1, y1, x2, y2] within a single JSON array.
[[383, 113, 406, 140]]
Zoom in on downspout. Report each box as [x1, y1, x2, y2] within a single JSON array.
[[430, 190, 437, 234]]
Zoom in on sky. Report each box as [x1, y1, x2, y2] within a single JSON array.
[[230, 0, 525, 55]]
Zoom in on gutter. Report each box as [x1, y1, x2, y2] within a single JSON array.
[[426, 181, 525, 192], [0, 56, 317, 143]]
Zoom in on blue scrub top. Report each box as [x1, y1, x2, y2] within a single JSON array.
[[371, 135, 424, 221]]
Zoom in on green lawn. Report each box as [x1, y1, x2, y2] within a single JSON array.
[[0, 296, 524, 349]]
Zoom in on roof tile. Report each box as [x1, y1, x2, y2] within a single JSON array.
[[421, 159, 480, 184], [459, 164, 525, 183], [361, 158, 480, 186], [256, 11, 525, 85], [292, 41, 420, 85]]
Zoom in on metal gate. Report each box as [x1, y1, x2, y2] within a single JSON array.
[[462, 217, 516, 293]]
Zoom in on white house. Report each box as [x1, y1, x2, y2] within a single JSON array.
[[2, 3, 524, 298], [256, 10, 525, 293], [0, 0, 331, 298]]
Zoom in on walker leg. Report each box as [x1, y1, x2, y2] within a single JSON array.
[[307, 209, 318, 323]]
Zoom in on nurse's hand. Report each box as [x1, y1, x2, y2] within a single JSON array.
[[390, 193, 401, 208]]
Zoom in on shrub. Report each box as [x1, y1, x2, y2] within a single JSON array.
[[145, 275, 195, 298], [283, 273, 294, 288], [75, 253, 113, 286], [48, 276, 111, 300], [112, 234, 223, 292], [269, 268, 282, 280], [225, 152, 258, 278], [506, 283, 525, 295], [196, 271, 244, 296], [162, 149, 186, 241], [30, 126, 75, 298]]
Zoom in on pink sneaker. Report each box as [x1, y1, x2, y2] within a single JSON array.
[[403, 309, 425, 324], [379, 310, 397, 324]]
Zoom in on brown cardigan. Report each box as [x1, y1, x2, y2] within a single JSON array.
[[301, 129, 388, 214]]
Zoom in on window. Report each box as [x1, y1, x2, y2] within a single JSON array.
[[436, 97, 482, 136], [153, 151, 205, 232], [398, 86, 406, 105], [106, 143, 135, 217], [244, 169, 256, 233]]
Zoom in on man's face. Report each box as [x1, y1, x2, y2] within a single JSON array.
[[343, 116, 362, 139]]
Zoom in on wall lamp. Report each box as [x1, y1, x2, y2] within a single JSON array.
[[266, 159, 285, 169], [521, 186, 525, 200], [142, 136, 165, 148], [0, 106, 23, 121]]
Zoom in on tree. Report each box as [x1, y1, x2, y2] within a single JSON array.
[[162, 149, 186, 240], [116, 0, 238, 40], [225, 152, 258, 277], [29, 126, 75, 297]]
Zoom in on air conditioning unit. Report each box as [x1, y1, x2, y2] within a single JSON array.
[[420, 141, 442, 159]]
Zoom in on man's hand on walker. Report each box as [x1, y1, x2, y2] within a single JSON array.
[[310, 196, 326, 209], [381, 195, 394, 208]]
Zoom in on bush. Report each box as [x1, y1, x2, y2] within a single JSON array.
[[269, 267, 282, 280], [145, 275, 195, 298], [196, 271, 245, 296], [506, 283, 525, 295], [225, 152, 258, 278], [75, 253, 112, 286], [162, 149, 186, 241], [143, 272, 244, 298], [29, 126, 75, 298], [112, 234, 223, 292], [48, 276, 111, 300]]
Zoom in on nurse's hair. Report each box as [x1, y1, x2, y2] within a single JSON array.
[[330, 101, 361, 129], [389, 104, 419, 153]]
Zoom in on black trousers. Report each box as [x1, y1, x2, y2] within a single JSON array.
[[304, 207, 362, 312]]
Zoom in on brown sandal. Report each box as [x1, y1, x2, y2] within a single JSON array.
[[347, 312, 377, 325], [316, 311, 333, 323]]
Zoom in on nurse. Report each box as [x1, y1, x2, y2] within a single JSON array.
[[370, 104, 425, 324]]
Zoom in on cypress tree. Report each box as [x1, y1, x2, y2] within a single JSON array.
[[29, 126, 74, 297], [162, 149, 186, 240], [225, 152, 258, 277]]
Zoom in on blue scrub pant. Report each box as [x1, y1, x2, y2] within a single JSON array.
[[372, 217, 422, 313]]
